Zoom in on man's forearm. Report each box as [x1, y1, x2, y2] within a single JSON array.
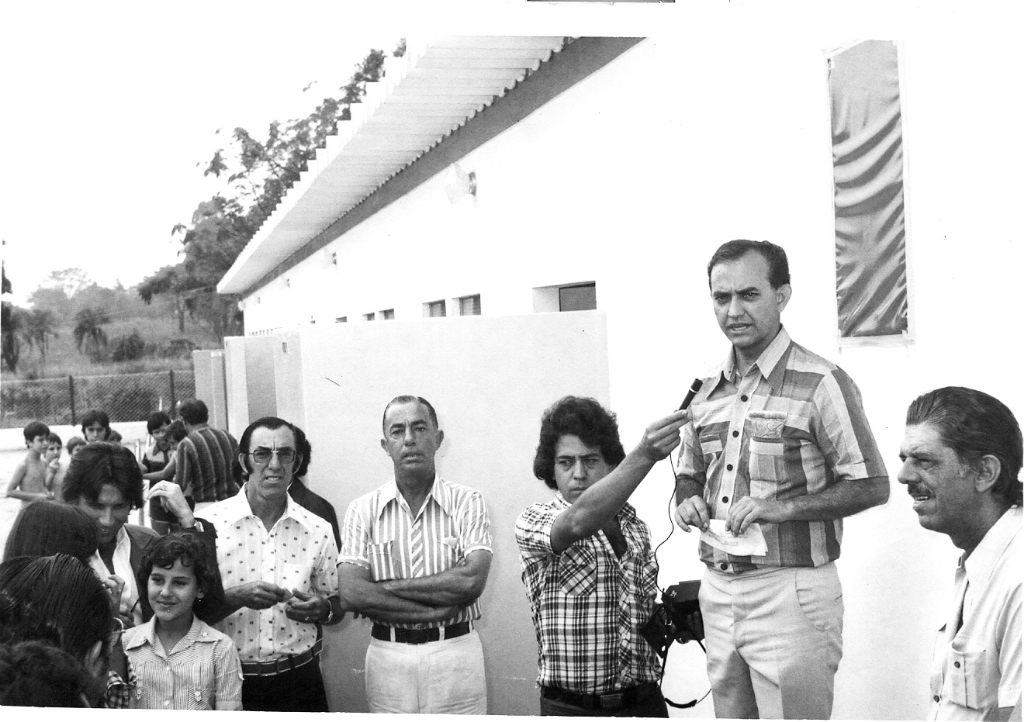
[[559, 451, 658, 541], [674, 476, 705, 505], [339, 576, 456, 624], [381, 564, 482, 606], [781, 476, 890, 521]]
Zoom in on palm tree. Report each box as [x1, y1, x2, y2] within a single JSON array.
[[22, 308, 58, 361], [73, 306, 110, 359]]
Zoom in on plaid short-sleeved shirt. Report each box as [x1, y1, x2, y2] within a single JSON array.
[[675, 327, 888, 572], [515, 494, 662, 694], [338, 475, 492, 628]]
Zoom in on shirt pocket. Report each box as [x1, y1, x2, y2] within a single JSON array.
[[367, 541, 397, 581], [699, 433, 724, 467], [186, 658, 215, 710], [434, 535, 462, 570], [557, 544, 597, 596], [746, 411, 788, 488], [942, 638, 999, 710]]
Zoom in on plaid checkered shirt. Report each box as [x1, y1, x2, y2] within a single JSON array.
[[675, 327, 888, 572], [515, 494, 662, 694]]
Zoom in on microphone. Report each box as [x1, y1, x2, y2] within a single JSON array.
[[678, 379, 703, 411]]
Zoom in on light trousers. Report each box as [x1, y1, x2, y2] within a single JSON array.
[[365, 630, 487, 714], [700, 562, 844, 719]]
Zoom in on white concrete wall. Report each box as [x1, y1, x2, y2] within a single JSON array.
[[234, 28, 1022, 720]]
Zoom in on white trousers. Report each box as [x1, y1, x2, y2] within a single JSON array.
[[700, 563, 844, 719], [364, 629, 487, 714]]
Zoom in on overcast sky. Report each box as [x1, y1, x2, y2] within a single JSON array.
[[0, 4, 400, 305]]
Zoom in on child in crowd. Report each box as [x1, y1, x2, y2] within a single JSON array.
[[145, 419, 191, 535], [81, 409, 116, 443], [5, 421, 54, 506], [66, 436, 87, 458], [141, 411, 173, 476], [43, 432, 65, 501], [122, 533, 241, 710]]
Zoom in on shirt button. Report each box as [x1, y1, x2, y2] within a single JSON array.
[[933, 696, 940, 702], [732, 431, 739, 438], [720, 563, 728, 570], [726, 464, 733, 471], [954, 662, 961, 668], [722, 496, 729, 503], [741, 395, 748, 402]]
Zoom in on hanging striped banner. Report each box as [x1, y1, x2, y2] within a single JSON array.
[[828, 40, 909, 339]]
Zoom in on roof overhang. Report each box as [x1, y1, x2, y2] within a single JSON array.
[[217, 36, 567, 296]]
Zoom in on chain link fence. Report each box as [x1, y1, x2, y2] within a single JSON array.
[[0, 370, 195, 428]]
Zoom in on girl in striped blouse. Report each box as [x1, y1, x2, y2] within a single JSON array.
[[122, 533, 242, 710]]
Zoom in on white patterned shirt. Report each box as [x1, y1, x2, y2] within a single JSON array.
[[339, 474, 491, 628], [202, 486, 338, 662], [122, 615, 243, 710]]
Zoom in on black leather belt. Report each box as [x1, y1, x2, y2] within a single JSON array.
[[540, 681, 660, 711], [240, 639, 322, 677], [371, 621, 472, 645]]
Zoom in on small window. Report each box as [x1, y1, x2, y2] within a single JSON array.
[[458, 294, 481, 316], [381, 309, 395, 320], [425, 300, 446, 318], [364, 312, 376, 321], [559, 283, 597, 312], [336, 316, 348, 323]]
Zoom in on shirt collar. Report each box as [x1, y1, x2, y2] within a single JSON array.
[[719, 326, 792, 393], [378, 474, 449, 519], [961, 506, 1022, 583], [113, 524, 131, 552], [223, 484, 316, 532], [123, 614, 207, 651]]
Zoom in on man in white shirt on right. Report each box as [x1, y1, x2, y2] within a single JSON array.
[[898, 386, 1022, 720]]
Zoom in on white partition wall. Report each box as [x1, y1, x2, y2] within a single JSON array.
[[251, 311, 612, 715]]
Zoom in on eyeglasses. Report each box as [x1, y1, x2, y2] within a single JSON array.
[[249, 447, 297, 466], [109, 617, 126, 644]]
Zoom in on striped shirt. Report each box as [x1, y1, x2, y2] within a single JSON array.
[[121, 614, 241, 708], [174, 426, 239, 503], [515, 494, 662, 694], [339, 474, 491, 628], [202, 487, 339, 662], [675, 327, 887, 572], [122, 615, 243, 710]]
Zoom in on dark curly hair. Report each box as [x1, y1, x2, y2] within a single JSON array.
[[0, 640, 90, 707], [136, 532, 225, 624], [60, 442, 144, 509], [906, 387, 1023, 507], [533, 396, 626, 489]]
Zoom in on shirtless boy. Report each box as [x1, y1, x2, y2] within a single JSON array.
[[5, 421, 55, 506]]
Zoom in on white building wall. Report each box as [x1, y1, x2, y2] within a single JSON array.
[[236, 30, 1022, 720]]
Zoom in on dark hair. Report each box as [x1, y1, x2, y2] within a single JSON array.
[[146, 411, 172, 434], [3, 502, 98, 564], [60, 442, 144, 509], [0, 554, 112, 666], [293, 424, 313, 479], [237, 416, 301, 481], [0, 640, 90, 707], [178, 399, 209, 425], [707, 239, 791, 290], [79, 410, 110, 437], [65, 437, 86, 455], [165, 419, 188, 444], [23, 421, 50, 444], [136, 532, 225, 624], [46, 433, 62, 449], [533, 396, 627, 489], [381, 395, 439, 434], [906, 387, 1023, 507]]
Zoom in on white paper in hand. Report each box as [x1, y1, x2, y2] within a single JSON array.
[[701, 519, 768, 557]]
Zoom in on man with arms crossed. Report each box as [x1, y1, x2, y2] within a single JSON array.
[[899, 387, 1021, 720], [201, 416, 340, 712], [339, 395, 492, 714], [516, 396, 687, 716], [674, 239, 889, 718]]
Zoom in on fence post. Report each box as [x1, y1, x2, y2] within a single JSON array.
[[169, 369, 176, 412], [68, 375, 77, 425]]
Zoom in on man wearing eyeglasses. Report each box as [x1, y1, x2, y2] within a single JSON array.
[[201, 416, 340, 712], [338, 395, 493, 714]]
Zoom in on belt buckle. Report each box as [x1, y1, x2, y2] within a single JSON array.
[[599, 693, 624, 710]]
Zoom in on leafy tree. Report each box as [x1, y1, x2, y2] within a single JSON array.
[[41, 268, 93, 297], [26, 285, 73, 320], [110, 331, 146, 362], [72, 306, 110, 360], [1, 303, 22, 372], [22, 308, 58, 361], [139, 44, 400, 342]]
